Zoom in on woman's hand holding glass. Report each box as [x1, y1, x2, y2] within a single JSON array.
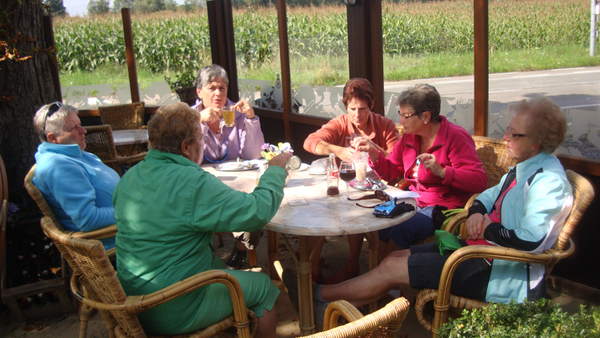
[[268, 152, 293, 170], [199, 106, 222, 124]]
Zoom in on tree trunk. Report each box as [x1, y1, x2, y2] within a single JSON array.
[[0, 0, 59, 202]]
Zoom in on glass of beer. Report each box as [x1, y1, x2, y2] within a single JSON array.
[[222, 106, 235, 127]]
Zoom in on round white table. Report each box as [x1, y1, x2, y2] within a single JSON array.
[[202, 163, 416, 334]]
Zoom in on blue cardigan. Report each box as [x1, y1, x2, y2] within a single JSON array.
[[33, 142, 119, 249]]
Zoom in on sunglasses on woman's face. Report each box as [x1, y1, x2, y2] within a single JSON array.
[[348, 189, 392, 208]]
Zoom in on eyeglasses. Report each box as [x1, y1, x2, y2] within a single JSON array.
[[42, 102, 63, 136], [505, 126, 528, 140], [348, 189, 392, 208], [398, 111, 419, 120]]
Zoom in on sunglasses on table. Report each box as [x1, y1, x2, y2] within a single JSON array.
[[348, 189, 392, 208]]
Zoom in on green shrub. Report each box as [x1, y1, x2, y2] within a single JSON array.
[[437, 298, 600, 338]]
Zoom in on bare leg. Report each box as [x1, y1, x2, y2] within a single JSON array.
[[256, 307, 277, 338], [320, 249, 411, 308], [383, 240, 401, 258], [325, 234, 363, 284], [378, 239, 388, 260]]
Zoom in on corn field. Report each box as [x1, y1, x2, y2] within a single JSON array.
[[53, 0, 591, 73]]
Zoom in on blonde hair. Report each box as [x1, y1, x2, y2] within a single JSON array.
[[148, 103, 201, 154], [510, 96, 567, 153]]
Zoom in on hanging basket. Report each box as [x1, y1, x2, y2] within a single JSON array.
[[175, 87, 198, 106]]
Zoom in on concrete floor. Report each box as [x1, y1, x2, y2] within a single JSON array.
[[1, 232, 432, 337], [3, 231, 596, 338]]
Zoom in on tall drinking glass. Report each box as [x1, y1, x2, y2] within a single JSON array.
[[339, 161, 356, 199], [353, 152, 369, 189]]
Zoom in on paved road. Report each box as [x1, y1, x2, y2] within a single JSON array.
[[384, 66, 600, 110]]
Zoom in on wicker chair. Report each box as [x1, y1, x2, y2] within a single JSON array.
[[299, 297, 410, 338], [24, 165, 118, 338], [415, 169, 595, 337], [84, 125, 146, 176], [98, 102, 145, 131], [441, 136, 517, 238], [40, 216, 258, 338]]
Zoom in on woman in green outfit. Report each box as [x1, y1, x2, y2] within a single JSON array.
[[113, 102, 291, 337]]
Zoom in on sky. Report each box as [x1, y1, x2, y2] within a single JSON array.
[[63, 0, 186, 17]]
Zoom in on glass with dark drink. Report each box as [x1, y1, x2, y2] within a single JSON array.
[[339, 161, 356, 199]]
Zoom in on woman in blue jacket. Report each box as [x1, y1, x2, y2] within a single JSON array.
[[32, 102, 119, 250]]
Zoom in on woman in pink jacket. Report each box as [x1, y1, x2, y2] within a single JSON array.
[[365, 84, 487, 257]]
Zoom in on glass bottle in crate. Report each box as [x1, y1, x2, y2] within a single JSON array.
[[326, 153, 340, 196]]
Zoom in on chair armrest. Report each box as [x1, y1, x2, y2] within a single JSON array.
[[444, 209, 468, 236], [431, 241, 576, 333], [118, 152, 147, 165], [71, 224, 117, 240], [71, 269, 250, 320], [300, 298, 410, 338], [463, 193, 480, 210], [445, 193, 481, 237]]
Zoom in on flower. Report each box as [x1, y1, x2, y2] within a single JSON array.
[[261, 142, 293, 160]]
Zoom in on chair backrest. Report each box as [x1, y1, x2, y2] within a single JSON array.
[[554, 170, 594, 254], [472, 135, 517, 188], [98, 102, 145, 131], [83, 125, 121, 175], [40, 216, 146, 338], [24, 165, 65, 231]]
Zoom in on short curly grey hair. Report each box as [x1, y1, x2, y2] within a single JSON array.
[[33, 102, 78, 142], [196, 64, 229, 90], [510, 96, 567, 154]]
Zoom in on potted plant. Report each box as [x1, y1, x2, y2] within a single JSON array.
[[165, 69, 198, 106]]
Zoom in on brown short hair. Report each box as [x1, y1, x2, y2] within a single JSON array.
[[148, 102, 201, 155], [510, 96, 567, 154], [342, 78, 375, 110], [396, 84, 441, 122]]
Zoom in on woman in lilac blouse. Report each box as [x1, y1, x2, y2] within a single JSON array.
[[192, 64, 265, 164], [192, 64, 266, 269]]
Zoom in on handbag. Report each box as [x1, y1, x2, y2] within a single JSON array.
[[373, 199, 415, 218], [432, 205, 464, 230], [434, 230, 463, 255]]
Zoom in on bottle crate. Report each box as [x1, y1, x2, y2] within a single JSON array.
[[1, 217, 75, 322]]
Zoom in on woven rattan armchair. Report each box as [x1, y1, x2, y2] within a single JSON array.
[[25, 165, 118, 338], [98, 102, 145, 131], [441, 136, 517, 238], [41, 216, 258, 338], [415, 169, 595, 338], [299, 297, 410, 338], [84, 125, 146, 176]]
